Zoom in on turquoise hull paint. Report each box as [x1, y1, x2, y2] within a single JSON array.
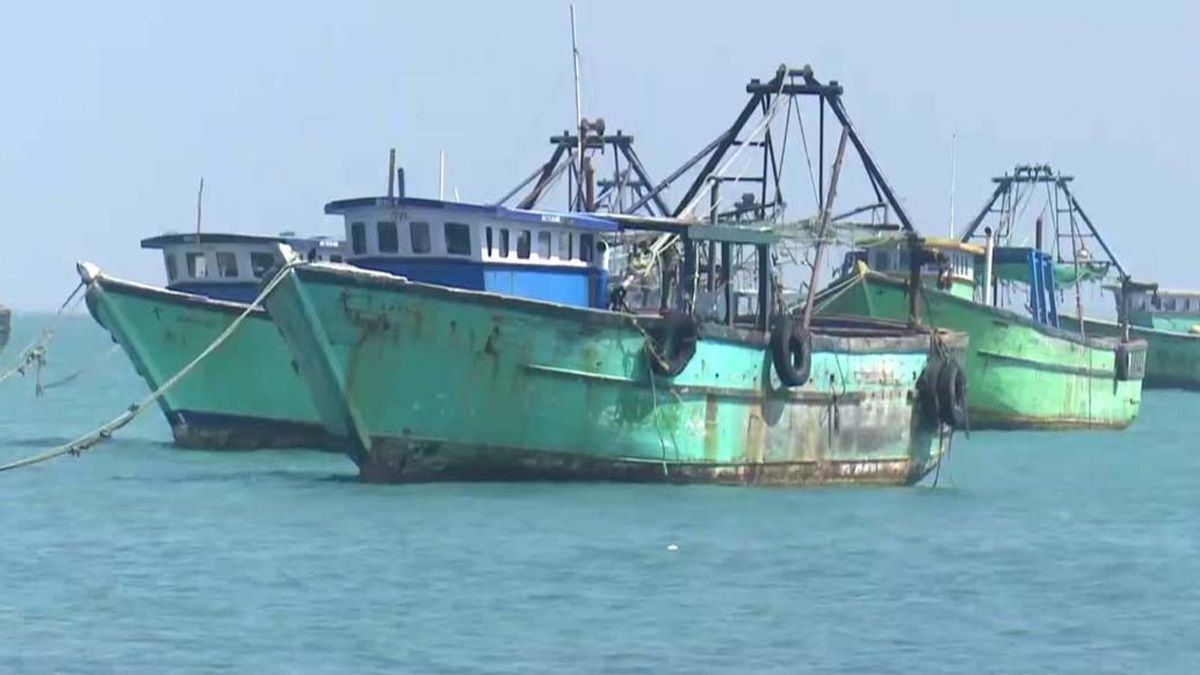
[[264, 264, 963, 485], [82, 270, 338, 450]]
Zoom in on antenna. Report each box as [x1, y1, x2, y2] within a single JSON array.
[[387, 148, 396, 198], [948, 131, 957, 237], [195, 177, 204, 242], [439, 151, 446, 201], [570, 4, 583, 207]]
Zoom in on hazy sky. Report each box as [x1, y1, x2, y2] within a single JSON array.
[[2, 0, 1196, 309]]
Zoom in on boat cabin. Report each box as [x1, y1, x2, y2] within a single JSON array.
[[843, 237, 983, 301], [1113, 285, 1200, 332], [141, 233, 344, 303], [1119, 288, 1200, 315], [843, 238, 1069, 328], [325, 197, 615, 308], [601, 215, 781, 330]]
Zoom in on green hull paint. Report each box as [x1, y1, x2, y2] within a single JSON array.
[[1061, 316, 1200, 391], [82, 269, 336, 450], [815, 270, 1145, 430], [264, 264, 963, 486]]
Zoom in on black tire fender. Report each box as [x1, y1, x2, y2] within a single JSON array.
[[936, 359, 968, 428], [770, 314, 812, 388], [644, 311, 699, 378]]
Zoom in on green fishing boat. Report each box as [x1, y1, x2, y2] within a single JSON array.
[[955, 163, 1197, 393], [1059, 284, 1200, 391], [818, 164, 1147, 429], [77, 233, 344, 449], [262, 66, 973, 484], [264, 211, 966, 484]]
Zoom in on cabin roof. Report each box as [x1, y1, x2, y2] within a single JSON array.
[[141, 233, 286, 249], [141, 232, 342, 250], [856, 235, 985, 256], [603, 214, 779, 245], [324, 196, 619, 232]]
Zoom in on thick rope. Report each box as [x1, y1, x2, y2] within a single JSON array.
[[0, 263, 297, 473]]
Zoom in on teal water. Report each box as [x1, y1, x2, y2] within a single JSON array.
[[1, 312, 1197, 673]]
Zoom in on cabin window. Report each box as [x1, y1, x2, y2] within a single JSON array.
[[216, 252, 239, 278], [499, 229, 510, 257], [1165, 297, 1177, 311], [485, 227, 494, 256], [411, 222, 431, 254], [558, 232, 572, 260], [517, 230, 531, 259], [579, 233, 595, 262], [350, 222, 366, 255], [250, 252, 276, 278], [165, 253, 179, 281], [445, 223, 471, 256], [330, 254, 343, 263], [536, 231, 552, 259], [185, 252, 207, 278], [377, 221, 399, 253]]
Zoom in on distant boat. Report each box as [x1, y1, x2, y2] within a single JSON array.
[[1059, 284, 1200, 391], [0, 302, 9, 353], [78, 232, 344, 449]]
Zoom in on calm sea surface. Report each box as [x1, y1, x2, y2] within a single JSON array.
[[0, 312, 1196, 673]]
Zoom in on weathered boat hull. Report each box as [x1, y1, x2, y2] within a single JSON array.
[[1060, 316, 1200, 391], [79, 265, 339, 450], [263, 263, 965, 486], [815, 270, 1145, 430]]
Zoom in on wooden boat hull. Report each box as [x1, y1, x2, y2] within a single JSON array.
[[79, 265, 340, 450], [263, 263, 965, 486], [815, 269, 1145, 430], [1060, 316, 1200, 391]]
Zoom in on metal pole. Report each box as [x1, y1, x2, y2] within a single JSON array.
[[387, 148, 396, 199], [195, 177, 204, 242], [983, 227, 995, 306], [802, 127, 849, 333], [948, 131, 957, 237], [569, 4, 584, 208], [439, 151, 446, 201]]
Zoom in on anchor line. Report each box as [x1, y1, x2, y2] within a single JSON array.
[[0, 262, 299, 474], [0, 281, 87, 389]]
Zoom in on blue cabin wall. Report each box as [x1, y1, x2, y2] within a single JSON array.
[[169, 281, 262, 303], [352, 257, 607, 308]]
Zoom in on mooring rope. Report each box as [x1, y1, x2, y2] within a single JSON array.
[[0, 282, 86, 388], [0, 263, 298, 473]]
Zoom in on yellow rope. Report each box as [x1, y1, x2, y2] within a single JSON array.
[[0, 262, 298, 474]]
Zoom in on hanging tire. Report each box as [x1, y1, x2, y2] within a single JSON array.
[[936, 359, 968, 428], [916, 357, 946, 425], [644, 310, 699, 377], [770, 314, 812, 387]]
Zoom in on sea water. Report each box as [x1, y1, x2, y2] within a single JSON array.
[[0, 313, 1196, 673]]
